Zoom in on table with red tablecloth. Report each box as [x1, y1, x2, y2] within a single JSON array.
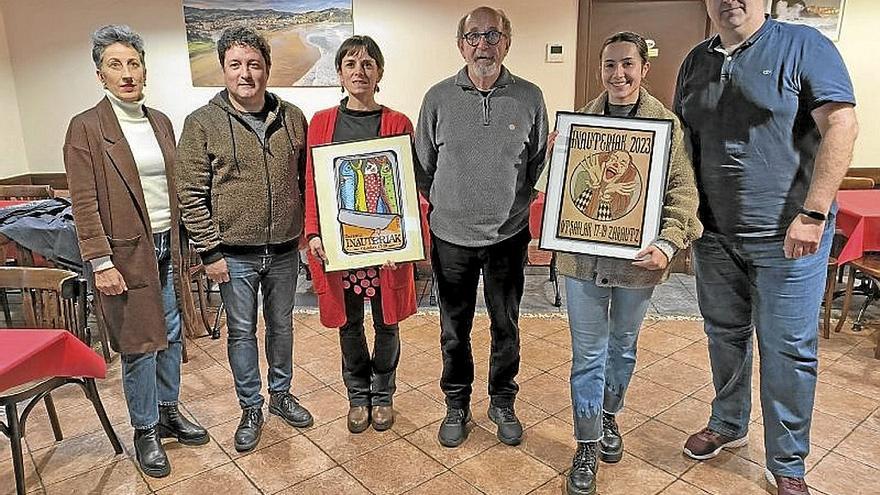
[[0, 330, 106, 392], [836, 190, 880, 264]]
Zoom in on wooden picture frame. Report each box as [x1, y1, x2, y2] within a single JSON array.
[[766, 0, 847, 41], [311, 134, 425, 271], [539, 112, 673, 260]]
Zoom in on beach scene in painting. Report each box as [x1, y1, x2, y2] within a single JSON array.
[[183, 0, 352, 87]]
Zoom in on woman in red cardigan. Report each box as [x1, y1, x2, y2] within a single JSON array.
[[305, 35, 418, 434]]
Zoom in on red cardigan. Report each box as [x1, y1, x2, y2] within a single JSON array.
[[304, 106, 419, 328]]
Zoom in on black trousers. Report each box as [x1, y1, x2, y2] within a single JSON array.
[[339, 287, 400, 406], [431, 228, 530, 409]]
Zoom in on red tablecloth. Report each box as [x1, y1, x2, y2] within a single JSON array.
[[836, 190, 880, 264], [0, 330, 106, 392], [0, 200, 31, 209], [529, 192, 546, 239]]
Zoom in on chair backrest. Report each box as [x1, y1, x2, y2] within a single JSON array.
[[839, 176, 875, 190], [0, 184, 54, 200], [0, 267, 88, 343]]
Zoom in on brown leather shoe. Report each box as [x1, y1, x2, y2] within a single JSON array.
[[372, 405, 394, 431], [347, 406, 370, 433], [683, 427, 748, 460], [766, 468, 811, 495]]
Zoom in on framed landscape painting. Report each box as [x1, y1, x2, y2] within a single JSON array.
[[183, 0, 353, 86], [766, 0, 846, 40], [540, 112, 673, 260], [311, 134, 425, 271]]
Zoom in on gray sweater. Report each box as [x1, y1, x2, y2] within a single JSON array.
[[415, 66, 548, 247]]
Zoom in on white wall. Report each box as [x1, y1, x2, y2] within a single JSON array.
[[0, 6, 28, 178], [837, 0, 878, 168], [0, 0, 578, 176]]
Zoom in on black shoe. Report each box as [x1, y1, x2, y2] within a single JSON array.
[[234, 407, 264, 452], [487, 403, 523, 446], [567, 442, 598, 495], [269, 392, 314, 428], [438, 407, 471, 448], [134, 427, 170, 478], [599, 412, 623, 463], [157, 404, 209, 446]]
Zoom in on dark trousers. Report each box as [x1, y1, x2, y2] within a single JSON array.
[[339, 287, 401, 406], [432, 228, 530, 410]]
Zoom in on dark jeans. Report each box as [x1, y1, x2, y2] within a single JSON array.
[[431, 227, 530, 410], [339, 287, 400, 406], [219, 248, 298, 409]]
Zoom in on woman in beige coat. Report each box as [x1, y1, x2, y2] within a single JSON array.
[[545, 32, 702, 495], [64, 24, 206, 479]]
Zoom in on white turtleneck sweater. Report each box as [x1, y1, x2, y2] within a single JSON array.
[[92, 92, 171, 272]]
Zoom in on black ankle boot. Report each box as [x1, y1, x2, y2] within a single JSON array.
[[134, 427, 170, 478], [158, 404, 209, 446], [599, 412, 623, 463], [567, 442, 598, 495]]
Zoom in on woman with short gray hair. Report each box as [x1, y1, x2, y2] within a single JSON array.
[[64, 24, 207, 479]]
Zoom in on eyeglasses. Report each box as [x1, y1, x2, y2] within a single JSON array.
[[461, 30, 505, 47]]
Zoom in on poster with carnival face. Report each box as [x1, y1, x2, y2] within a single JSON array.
[[540, 113, 672, 259], [311, 134, 425, 271]]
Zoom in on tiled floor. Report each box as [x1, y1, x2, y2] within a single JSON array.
[[2, 308, 879, 494]]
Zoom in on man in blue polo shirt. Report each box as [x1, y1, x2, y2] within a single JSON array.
[[674, 1, 858, 494]]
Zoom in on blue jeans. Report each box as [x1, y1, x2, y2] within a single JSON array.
[[565, 275, 654, 441], [220, 248, 298, 409], [121, 230, 182, 429], [693, 221, 834, 478]]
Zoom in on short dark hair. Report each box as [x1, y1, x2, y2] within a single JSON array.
[[600, 31, 649, 65], [456, 6, 512, 40], [334, 35, 385, 72], [217, 26, 271, 68], [91, 24, 145, 69]]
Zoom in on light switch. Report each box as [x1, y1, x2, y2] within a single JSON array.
[[546, 43, 564, 63]]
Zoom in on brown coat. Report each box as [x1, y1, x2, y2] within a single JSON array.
[[63, 97, 199, 354]]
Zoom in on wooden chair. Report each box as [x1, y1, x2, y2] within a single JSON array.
[[0, 185, 54, 201], [821, 177, 877, 338], [839, 176, 876, 190], [0, 267, 123, 494], [837, 254, 880, 359]]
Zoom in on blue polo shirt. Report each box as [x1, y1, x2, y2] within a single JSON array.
[[674, 18, 855, 238]]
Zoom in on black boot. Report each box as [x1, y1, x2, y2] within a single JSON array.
[[599, 412, 623, 463], [567, 442, 598, 495], [234, 407, 264, 453], [437, 407, 471, 448], [158, 404, 209, 446], [134, 427, 170, 478]]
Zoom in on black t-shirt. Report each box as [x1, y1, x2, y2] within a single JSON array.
[[332, 98, 382, 142]]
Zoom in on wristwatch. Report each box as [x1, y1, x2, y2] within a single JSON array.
[[797, 207, 827, 222]]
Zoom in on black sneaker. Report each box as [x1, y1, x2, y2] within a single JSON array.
[[567, 442, 598, 495], [234, 407, 264, 453], [438, 407, 471, 448], [599, 412, 623, 463], [269, 392, 314, 428], [487, 404, 523, 445]]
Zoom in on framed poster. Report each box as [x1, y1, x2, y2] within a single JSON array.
[[311, 134, 425, 271], [183, 0, 353, 87], [766, 0, 846, 41], [539, 112, 673, 260]]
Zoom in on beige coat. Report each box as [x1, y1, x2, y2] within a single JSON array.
[[64, 97, 199, 354], [548, 88, 703, 288]]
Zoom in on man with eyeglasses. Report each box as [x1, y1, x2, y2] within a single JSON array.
[[415, 5, 548, 449]]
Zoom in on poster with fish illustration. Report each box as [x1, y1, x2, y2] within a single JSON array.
[[311, 134, 425, 271], [539, 112, 673, 260]]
